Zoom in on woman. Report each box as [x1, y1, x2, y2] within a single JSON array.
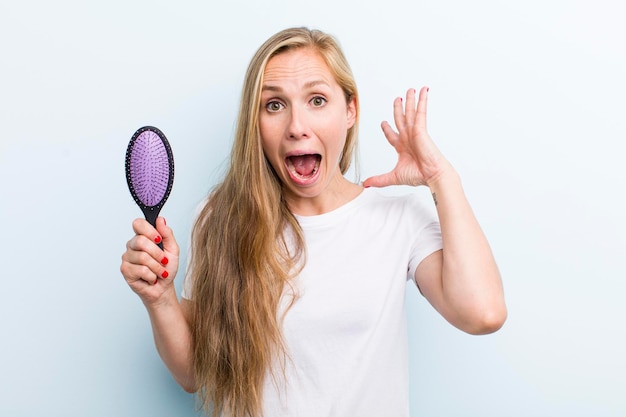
[[121, 27, 506, 417]]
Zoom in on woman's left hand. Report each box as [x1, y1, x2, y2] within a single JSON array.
[[363, 87, 452, 188]]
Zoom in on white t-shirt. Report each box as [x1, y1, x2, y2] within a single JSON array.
[[182, 188, 443, 416]]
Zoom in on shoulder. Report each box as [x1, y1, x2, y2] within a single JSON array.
[[361, 188, 436, 219]]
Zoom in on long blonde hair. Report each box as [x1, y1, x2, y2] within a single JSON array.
[[189, 27, 359, 417]]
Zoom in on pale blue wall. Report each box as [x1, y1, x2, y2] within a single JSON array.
[[1, 1, 625, 416]]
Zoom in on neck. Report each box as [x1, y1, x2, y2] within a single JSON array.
[[285, 176, 363, 216]]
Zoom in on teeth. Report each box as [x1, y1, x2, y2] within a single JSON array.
[[289, 165, 318, 179], [287, 157, 319, 179]]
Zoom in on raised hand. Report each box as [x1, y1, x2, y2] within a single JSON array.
[[363, 87, 452, 189]]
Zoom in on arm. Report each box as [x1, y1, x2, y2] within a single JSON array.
[[145, 291, 197, 392], [363, 87, 507, 335], [416, 170, 506, 334], [120, 217, 197, 391]]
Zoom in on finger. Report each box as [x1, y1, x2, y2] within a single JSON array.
[[127, 233, 162, 260], [415, 86, 429, 131], [122, 257, 168, 286], [124, 239, 169, 273], [120, 258, 158, 286], [129, 218, 170, 267], [132, 218, 163, 247], [156, 217, 179, 257], [362, 171, 399, 188], [392, 96, 406, 134], [125, 234, 170, 279], [381, 121, 400, 147], [405, 88, 417, 126]]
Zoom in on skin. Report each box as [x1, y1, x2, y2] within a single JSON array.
[[259, 47, 360, 216], [120, 217, 195, 391], [120, 46, 507, 393], [363, 87, 507, 334]]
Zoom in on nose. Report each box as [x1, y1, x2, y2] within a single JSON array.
[[287, 105, 310, 140]]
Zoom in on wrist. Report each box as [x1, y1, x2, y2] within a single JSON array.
[[426, 162, 459, 191], [143, 285, 179, 312]]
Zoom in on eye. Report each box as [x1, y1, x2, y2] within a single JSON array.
[[311, 96, 326, 107], [265, 101, 284, 112]]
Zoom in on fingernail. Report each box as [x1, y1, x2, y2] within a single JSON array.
[[153, 278, 158, 285], [161, 257, 169, 265], [154, 235, 162, 244], [163, 218, 167, 226], [161, 270, 169, 279], [427, 87, 430, 92]]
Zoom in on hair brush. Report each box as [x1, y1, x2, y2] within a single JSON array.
[[125, 126, 174, 247]]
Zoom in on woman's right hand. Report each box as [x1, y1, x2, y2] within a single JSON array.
[[120, 216, 180, 306]]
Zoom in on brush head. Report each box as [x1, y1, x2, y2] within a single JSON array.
[[125, 126, 174, 227]]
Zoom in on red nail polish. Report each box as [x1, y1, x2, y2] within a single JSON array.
[[161, 257, 169, 265], [153, 278, 158, 285], [154, 235, 162, 244], [161, 270, 169, 279]]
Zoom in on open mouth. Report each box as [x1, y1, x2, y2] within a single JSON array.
[[286, 154, 321, 181]]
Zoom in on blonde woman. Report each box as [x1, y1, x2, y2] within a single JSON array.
[[120, 27, 507, 417]]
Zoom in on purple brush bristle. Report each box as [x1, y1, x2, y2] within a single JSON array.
[[125, 126, 174, 232], [129, 130, 170, 206]]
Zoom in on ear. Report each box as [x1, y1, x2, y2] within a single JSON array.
[[346, 96, 357, 129]]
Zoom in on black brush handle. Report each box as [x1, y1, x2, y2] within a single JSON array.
[[143, 207, 163, 250]]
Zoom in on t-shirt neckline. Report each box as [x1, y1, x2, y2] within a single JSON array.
[[293, 187, 374, 228]]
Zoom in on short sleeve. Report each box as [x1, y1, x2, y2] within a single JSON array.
[[407, 220, 443, 281], [404, 193, 443, 281]]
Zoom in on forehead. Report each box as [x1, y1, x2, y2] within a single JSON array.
[[263, 47, 335, 86]]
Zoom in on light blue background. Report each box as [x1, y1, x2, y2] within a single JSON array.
[[1, 1, 624, 416]]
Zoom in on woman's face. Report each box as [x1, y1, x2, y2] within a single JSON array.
[[259, 47, 356, 214]]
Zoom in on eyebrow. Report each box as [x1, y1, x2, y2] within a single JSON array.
[[261, 79, 330, 92]]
